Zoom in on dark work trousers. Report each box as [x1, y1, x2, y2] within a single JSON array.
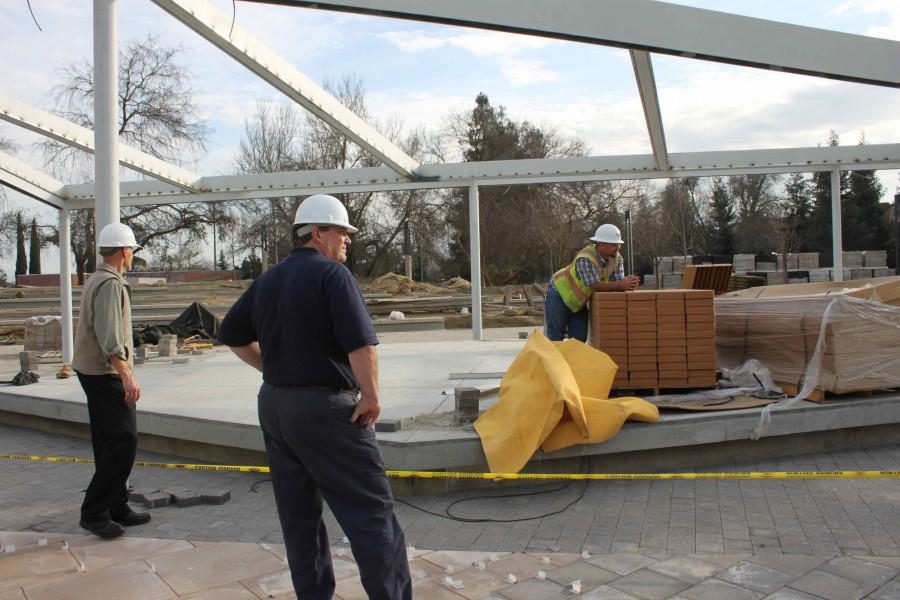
[[258, 384, 411, 600], [77, 373, 138, 522]]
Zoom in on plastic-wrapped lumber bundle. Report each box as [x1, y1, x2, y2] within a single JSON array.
[[715, 276, 900, 394]]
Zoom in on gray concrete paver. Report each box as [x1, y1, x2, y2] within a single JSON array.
[[6, 424, 900, 598]]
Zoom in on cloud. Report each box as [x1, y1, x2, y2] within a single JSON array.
[[379, 29, 560, 86], [381, 29, 555, 57], [827, 0, 900, 40]]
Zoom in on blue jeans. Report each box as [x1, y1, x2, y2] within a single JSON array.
[[544, 284, 588, 342]]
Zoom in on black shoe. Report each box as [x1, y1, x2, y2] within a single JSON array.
[[79, 518, 125, 539], [113, 511, 151, 527]]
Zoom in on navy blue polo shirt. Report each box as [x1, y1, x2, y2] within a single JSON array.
[[218, 247, 378, 389]]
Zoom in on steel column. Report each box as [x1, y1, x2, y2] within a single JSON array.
[[468, 183, 483, 341], [59, 207, 74, 364], [831, 168, 843, 282], [93, 0, 120, 247]]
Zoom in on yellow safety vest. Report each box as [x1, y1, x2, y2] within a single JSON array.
[[552, 245, 621, 313]]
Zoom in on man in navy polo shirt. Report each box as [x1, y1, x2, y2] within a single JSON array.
[[219, 194, 411, 600]]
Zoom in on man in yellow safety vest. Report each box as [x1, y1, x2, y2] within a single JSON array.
[[545, 223, 640, 341]]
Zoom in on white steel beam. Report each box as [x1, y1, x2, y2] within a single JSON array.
[[831, 168, 843, 282], [0, 94, 202, 192], [262, 0, 900, 88], [151, 0, 420, 177], [59, 207, 74, 365], [0, 150, 65, 208], [61, 144, 900, 208], [94, 0, 120, 236], [630, 50, 669, 172], [468, 183, 483, 341]]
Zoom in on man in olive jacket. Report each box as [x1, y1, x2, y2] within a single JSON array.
[[73, 222, 149, 539]]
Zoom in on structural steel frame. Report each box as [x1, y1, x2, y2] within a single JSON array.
[[1, 0, 899, 359]]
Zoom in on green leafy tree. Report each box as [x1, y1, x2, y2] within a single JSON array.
[[28, 218, 41, 274], [782, 173, 813, 251]]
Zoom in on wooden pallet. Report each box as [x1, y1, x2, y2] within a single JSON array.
[[680, 264, 734, 295], [777, 382, 897, 403], [610, 384, 718, 397]]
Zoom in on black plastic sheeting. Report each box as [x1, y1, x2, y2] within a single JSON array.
[[168, 302, 221, 341], [134, 302, 221, 346]]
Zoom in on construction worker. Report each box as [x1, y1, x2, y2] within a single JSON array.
[[545, 223, 640, 342], [219, 194, 411, 600], [73, 222, 150, 539]]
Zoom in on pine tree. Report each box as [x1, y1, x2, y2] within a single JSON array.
[[782, 173, 813, 251], [15, 213, 27, 276], [28, 218, 42, 275], [809, 132, 848, 255], [844, 170, 888, 251], [217, 249, 229, 271], [708, 177, 735, 255]]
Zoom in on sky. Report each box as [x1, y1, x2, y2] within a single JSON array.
[[1, 0, 900, 276]]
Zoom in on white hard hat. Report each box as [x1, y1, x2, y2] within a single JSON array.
[[293, 194, 358, 234], [97, 223, 141, 250], [590, 223, 623, 244]]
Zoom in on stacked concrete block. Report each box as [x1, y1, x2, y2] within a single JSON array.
[[19, 351, 39, 372], [864, 250, 888, 268], [662, 273, 682, 289], [733, 254, 755, 273], [787, 277, 810, 284], [851, 268, 874, 280], [776, 254, 800, 271], [765, 272, 787, 285], [656, 257, 674, 274], [809, 269, 831, 283], [842, 251, 865, 268], [454, 387, 480, 424], [874, 267, 895, 277], [756, 261, 776, 272], [24, 316, 62, 352], [641, 274, 658, 289], [796, 252, 820, 269], [158, 334, 178, 357], [591, 290, 716, 389], [671, 256, 692, 273]]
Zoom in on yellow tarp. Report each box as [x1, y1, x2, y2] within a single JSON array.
[[473, 332, 659, 473]]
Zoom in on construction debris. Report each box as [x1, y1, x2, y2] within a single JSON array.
[[365, 273, 444, 294]]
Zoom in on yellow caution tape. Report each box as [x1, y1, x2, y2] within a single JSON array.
[[2, 454, 900, 480]]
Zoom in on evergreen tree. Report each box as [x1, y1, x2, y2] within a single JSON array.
[[809, 132, 848, 255], [708, 177, 735, 255], [15, 213, 27, 276], [28, 218, 42, 275], [240, 253, 262, 279], [217, 249, 229, 271], [782, 173, 813, 251], [844, 170, 888, 251]]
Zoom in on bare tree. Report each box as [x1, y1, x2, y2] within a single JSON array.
[[39, 34, 214, 273]]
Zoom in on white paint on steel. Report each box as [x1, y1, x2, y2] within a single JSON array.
[[151, 0, 420, 178], [468, 183, 483, 341], [831, 168, 843, 282], [94, 0, 121, 255], [630, 50, 669, 172], [0, 150, 65, 208], [59, 207, 74, 364], [0, 94, 201, 192], [277, 0, 900, 88], [58, 144, 900, 208]]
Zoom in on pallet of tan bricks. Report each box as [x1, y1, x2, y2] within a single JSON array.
[[589, 289, 717, 393]]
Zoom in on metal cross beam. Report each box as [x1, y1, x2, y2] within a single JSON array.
[[0, 150, 65, 208], [252, 0, 900, 88], [60, 143, 900, 209], [152, 0, 421, 178], [0, 93, 203, 192], [630, 50, 669, 172]]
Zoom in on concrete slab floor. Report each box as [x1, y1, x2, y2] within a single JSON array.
[[0, 327, 533, 425]]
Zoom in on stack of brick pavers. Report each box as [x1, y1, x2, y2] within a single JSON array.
[[590, 290, 717, 390]]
